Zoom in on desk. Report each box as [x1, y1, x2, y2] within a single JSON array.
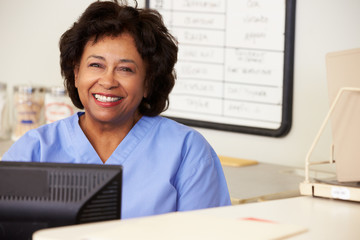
[[222, 163, 305, 204], [33, 196, 360, 240]]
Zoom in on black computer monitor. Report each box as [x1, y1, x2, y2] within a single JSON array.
[[0, 161, 122, 240]]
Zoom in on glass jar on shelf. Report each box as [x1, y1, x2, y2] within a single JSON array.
[[12, 85, 45, 141], [44, 86, 75, 124], [0, 82, 10, 140]]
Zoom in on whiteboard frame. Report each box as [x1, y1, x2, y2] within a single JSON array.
[[146, 0, 296, 137]]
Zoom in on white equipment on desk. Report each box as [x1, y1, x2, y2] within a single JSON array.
[[300, 48, 360, 201]]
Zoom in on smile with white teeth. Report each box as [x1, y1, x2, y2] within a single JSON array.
[[93, 94, 122, 103]]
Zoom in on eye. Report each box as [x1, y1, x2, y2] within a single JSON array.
[[89, 63, 103, 68], [118, 66, 134, 73]]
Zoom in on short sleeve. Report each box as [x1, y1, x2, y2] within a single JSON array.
[[174, 131, 231, 210]]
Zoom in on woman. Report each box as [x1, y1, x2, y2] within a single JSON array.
[[2, 0, 231, 218]]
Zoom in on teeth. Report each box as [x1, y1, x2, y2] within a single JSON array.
[[94, 94, 122, 102]]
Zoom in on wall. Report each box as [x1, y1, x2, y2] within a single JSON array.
[[0, 0, 359, 168], [200, 0, 360, 168]]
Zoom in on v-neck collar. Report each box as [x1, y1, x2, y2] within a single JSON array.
[[66, 112, 159, 165]]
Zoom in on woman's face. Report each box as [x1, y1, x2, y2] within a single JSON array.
[[74, 33, 147, 127]]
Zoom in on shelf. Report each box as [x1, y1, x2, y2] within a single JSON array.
[[300, 181, 360, 202]]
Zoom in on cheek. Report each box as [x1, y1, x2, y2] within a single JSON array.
[[124, 77, 146, 97]]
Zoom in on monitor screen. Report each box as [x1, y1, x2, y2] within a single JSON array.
[[0, 161, 122, 240]]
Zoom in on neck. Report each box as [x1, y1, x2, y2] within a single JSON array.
[[78, 113, 141, 163]]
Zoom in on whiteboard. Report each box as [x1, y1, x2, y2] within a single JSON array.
[[146, 0, 296, 137]]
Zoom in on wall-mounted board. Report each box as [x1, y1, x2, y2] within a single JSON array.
[[146, 0, 296, 137]]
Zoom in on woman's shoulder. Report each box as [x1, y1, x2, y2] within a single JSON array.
[[148, 115, 199, 134], [145, 115, 208, 144], [9, 112, 79, 145], [2, 113, 80, 161], [29, 112, 80, 136]]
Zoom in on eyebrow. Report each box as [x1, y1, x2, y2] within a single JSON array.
[[87, 55, 138, 68]]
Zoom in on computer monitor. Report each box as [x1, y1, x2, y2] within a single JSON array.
[[0, 161, 122, 240]]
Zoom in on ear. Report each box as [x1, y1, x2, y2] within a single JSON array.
[[74, 65, 79, 88], [143, 78, 149, 99], [143, 89, 148, 99]]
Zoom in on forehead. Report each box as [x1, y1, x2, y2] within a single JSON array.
[[79, 32, 147, 66], [79, 33, 148, 73], [80, 34, 145, 67], [80, 33, 148, 72], [85, 33, 137, 51]]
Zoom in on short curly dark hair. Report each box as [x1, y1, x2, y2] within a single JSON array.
[[59, 0, 178, 116]]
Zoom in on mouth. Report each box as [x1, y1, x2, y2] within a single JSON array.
[[93, 93, 123, 103]]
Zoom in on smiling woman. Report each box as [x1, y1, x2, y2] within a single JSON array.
[[2, 0, 231, 219], [73, 34, 148, 159]]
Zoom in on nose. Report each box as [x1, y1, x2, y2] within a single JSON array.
[[98, 71, 119, 90]]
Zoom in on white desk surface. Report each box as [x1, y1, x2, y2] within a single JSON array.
[[33, 196, 360, 240], [222, 163, 304, 203]]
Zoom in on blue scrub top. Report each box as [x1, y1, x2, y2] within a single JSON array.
[[3, 112, 231, 218]]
